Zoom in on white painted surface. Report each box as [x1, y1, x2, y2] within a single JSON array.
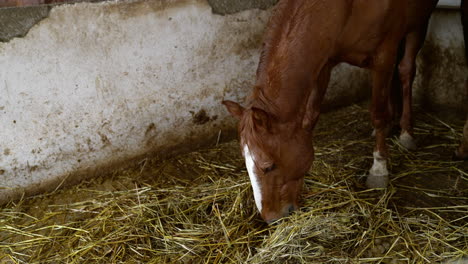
[[243, 145, 262, 212], [0, 0, 269, 201], [414, 10, 468, 113]]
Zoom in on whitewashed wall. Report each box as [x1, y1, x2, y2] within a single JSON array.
[[414, 10, 468, 115]]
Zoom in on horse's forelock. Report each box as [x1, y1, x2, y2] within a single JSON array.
[[239, 110, 271, 157]]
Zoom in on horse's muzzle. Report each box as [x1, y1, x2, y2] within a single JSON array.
[[264, 204, 297, 225]]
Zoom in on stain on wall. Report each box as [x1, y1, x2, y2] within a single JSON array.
[[417, 41, 467, 116], [207, 0, 278, 15], [0, 6, 50, 42], [191, 109, 216, 125]]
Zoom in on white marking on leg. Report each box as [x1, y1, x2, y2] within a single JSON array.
[[243, 145, 262, 212], [369, 151, 388, 177], [399, 131, 417, 150]]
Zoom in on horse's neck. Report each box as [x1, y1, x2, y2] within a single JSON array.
[[253, 70, 319, 123], [252, 0, 336, 122]]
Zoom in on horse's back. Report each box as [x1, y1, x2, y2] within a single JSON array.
[[257, 0, 352, 84], [335, 0, 408, 66]]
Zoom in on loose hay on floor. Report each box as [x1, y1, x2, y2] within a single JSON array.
[[1, 104, 467, 263]]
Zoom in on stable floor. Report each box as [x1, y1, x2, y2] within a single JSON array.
[[1, 103, 467, 263]]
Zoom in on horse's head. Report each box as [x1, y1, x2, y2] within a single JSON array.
[[223, 100, 314, 224]]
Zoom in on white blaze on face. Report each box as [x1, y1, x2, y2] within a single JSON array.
[[243, 145, 263, 212]]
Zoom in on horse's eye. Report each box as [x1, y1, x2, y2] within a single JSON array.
[[263, 164, 276, 173]]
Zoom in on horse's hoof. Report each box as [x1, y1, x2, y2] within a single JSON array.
[[368, 152, 389, 188], [399, 131, 417, 150], [366, 175, 389, 189]]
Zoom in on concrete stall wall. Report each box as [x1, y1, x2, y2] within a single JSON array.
[[0, 0, 465, 203], [415, 10, 468, 116]]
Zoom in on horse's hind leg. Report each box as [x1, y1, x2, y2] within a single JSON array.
[[397, 30, 428, 150], [388, 41, 405, 124]]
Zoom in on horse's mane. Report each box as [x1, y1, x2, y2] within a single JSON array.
[[256, 0, 308, 81]]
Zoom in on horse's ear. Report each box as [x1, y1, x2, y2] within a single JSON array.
[[251, 107, 271, 131], [222, 100, 245, 119]]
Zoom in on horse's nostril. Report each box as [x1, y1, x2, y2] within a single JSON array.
[[264, 205, 297, 224]]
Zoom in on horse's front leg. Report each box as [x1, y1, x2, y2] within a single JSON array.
[[302, 63, 334, 130], [367, 50, 397, 188]]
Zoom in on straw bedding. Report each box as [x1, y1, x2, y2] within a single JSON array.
[[1, 104, 467, 263]]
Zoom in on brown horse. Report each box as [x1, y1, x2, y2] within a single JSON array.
[[223, 0, 443, 223]]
